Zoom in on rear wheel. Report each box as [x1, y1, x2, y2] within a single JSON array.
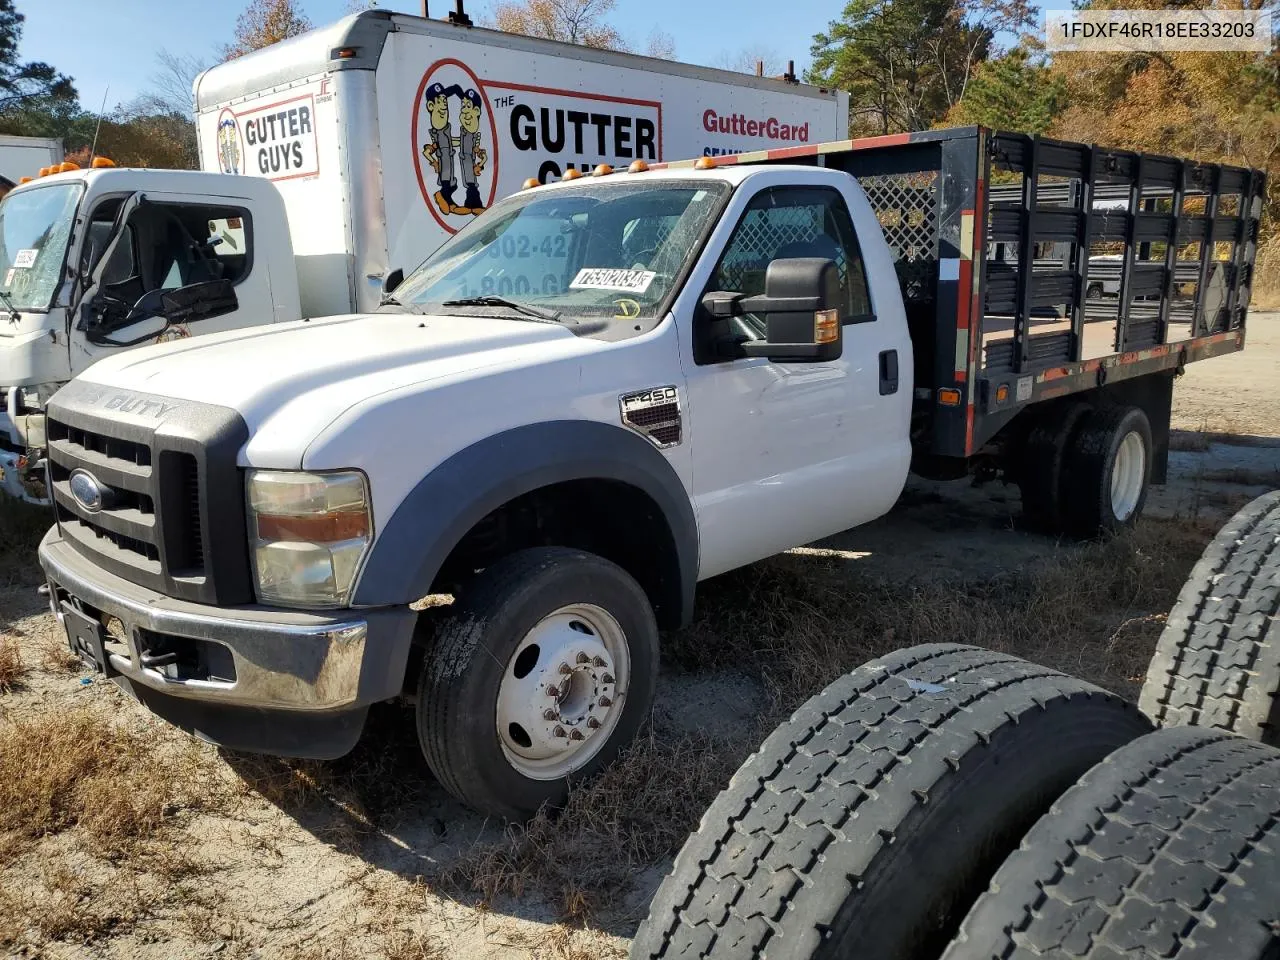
[[416, 547, 659, 821], [1062, 405, 1152, 537], [1086, 281, 1104, 299], [1017, 402, 1089, 532]]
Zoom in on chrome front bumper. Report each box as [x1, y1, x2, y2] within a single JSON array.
[[39, 528, 415, 714]]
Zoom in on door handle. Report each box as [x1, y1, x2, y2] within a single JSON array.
[[879, 349, 899, 395]]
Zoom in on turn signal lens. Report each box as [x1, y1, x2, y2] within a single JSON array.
[[814, 309, 839, 344], [938, 388, 962, 406], [628, 160, 649, 173]]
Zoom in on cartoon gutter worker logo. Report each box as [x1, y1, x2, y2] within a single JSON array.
[[421, 82, 488, 217]]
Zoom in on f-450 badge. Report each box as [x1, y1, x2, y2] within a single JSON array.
[[619, 386, 681, 449]]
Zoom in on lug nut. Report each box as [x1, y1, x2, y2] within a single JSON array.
[[569, 729, 585, 741], [543, 709, 558, 721], [602, 673, 615, 685], [593, 656, 606, 667], [558, 662, 573, 675], [598, 695, 612, 708], [576, 652, 591, 664], [553, 725, 567, 738], [546, 684, 560, 697], [587, 717, 601, 729]]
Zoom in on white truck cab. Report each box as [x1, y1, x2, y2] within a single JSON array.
[[0, 167, 299, 501]]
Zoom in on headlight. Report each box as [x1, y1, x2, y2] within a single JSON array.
[[246, 470, 372, 608]]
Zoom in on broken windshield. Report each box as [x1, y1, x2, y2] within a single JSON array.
[[0, 182, 81, 312]]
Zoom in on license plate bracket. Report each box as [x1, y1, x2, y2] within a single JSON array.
[[61, 602, 115, 676]]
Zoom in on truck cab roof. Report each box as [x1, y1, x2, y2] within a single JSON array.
[[8, 167, 285, 203]]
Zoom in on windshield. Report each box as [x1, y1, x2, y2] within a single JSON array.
[[0, 182, 81, 312], [394, 178, 731, 320]]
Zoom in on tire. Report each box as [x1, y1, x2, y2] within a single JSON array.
[[1139, 490, 1280, 746], [1087, 282, 1104, 299], [416, 547, 659, 821], [630, 644, 1151, 960], [1018, 402, 1090, 532], [943, 726, 1280, 960], [1061, 405, 1152, 537]]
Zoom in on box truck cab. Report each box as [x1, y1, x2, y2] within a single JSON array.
[[0, 9, 848, 502]]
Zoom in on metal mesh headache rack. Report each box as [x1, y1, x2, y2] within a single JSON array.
[[659, 127, 1265, 460]]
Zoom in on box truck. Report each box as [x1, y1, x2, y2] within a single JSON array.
[[0, 134, 63, 186], [36, 128, 1264, 819], [0, 9, 848, 502]]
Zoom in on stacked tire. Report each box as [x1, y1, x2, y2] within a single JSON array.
[[634, 642, 1280, 959]]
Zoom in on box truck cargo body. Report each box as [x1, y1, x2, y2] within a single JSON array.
[[0, 135, 63, 185], [193, 10, 850, 317]]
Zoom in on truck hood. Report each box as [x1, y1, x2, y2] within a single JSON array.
[[74, 312, 590, 463]]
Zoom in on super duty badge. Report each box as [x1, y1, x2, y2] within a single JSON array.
[[619, 386, 681, 449]]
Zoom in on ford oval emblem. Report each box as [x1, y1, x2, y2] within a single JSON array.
[[69, 469, 105, 513]]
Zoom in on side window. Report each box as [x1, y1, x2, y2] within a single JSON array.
[[710, 186, 873, 323]]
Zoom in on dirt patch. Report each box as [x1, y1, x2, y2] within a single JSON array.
[[0, 312, 1275, 958]]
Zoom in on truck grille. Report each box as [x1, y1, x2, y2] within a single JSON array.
[[45, 382, 252, 606]]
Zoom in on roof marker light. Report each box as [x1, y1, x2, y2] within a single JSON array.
[[628, 160, 649, 173], [562, 168, 583, 181], [91, 156, 116, 168], [592, 163, 613, 176], [522, 177, 539, 189], [694, 156, 717, 170]]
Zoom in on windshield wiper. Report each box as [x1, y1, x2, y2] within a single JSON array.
[[0, 287, 19, 324], [440, 295, 562, 324]]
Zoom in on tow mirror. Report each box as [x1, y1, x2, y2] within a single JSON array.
[[382, 267, 404, 297], [700, 258, 842, 362]]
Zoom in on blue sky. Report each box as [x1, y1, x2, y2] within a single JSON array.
[[20, 0, 836, 111]]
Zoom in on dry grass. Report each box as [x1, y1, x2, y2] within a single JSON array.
[[0, 634, 25, 692], [442, 729, 747, 921], [1199, 465, 1280, 487], [0, 497, 51, 587], [0, 704, 224, 858]]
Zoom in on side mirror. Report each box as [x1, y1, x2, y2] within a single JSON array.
[[700, 258, 842, 363], [382, 267, 404, 297]]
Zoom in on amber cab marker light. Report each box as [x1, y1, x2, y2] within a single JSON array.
[[938, 388, 962, 406], [814, 309, 839, 344], [694, 156, 716, 170], [561, 168, 583, 180], [521, 177, 539, 190], [18, 176, 31, 183], [592, 163, 613, 176], [91, 156, 116, 168], [628, 160, 649, 173], [37, 166, 49, 177], [58, 161, 80, 173]]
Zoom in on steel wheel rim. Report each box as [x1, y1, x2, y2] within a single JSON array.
[[1110, 430, 1146, 521], [496, 603, 629, 781]]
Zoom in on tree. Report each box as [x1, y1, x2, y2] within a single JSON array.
[[946, 46, 1065, 133], [713, 45, 786, 77], [644, 28, 676, 60], [133, 50, 210, 118], [0, 0, 76, 113], [489, 0, 625, 49], [224, 0, 313, 60], [808, 0, 1033, 135]]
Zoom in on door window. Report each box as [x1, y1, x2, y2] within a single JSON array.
[[709, 186, 872, 333]]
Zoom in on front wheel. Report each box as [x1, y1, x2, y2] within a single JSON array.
[[416, 547, 659, 820]]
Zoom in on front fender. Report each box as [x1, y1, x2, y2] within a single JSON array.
[[351, 420, 698, 624]]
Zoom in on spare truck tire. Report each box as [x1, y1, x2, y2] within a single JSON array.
[[630, 644, 1151, 960], [942, 726, 1280, 960], [416, 547, 660, 821], [1061, 405, 1153, 537], [1140, 489, 1280, 746]]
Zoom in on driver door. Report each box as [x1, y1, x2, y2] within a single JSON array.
[[73, 194, 266, 373]]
